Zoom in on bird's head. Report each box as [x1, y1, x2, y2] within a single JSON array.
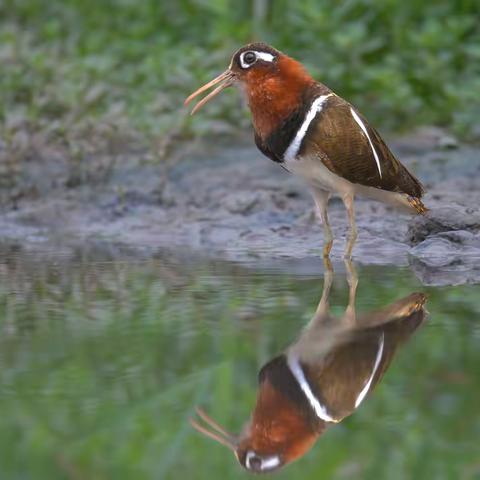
[[184, 43, 315, 134]]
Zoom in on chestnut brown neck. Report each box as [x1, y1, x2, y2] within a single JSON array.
[[242, 378, 321, 463], [244, 56, 316, 140]]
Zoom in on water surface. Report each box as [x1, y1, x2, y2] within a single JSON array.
[[0, 246, 479, 479]]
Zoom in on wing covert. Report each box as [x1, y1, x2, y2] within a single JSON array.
[[302, 98, 424, 197]]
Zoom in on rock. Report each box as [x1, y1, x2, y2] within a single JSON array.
[[410, 232, 480, 265], [438, 134, 459, 150], [409, 231, 480, 285], [411, 255, 480, 286], [408, 207, 480, 244]]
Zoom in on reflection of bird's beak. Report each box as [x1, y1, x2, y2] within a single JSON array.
[[184, 70, 235, 115], [189, 406, 238, 452]]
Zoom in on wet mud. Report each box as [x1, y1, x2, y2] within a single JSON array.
[[0, 128, 479, 285]]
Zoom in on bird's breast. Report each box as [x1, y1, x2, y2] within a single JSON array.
[[285, 153, 355, 196], [254, 87, 334, 166]]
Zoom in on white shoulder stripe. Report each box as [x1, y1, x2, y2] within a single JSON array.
[[287, 353, 339, 423], [284, 94, 333, 162], [354, 332, 384, 408], [350, 108, 382, 178]]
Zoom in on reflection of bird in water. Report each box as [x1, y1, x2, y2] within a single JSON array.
[[185, 43, 427, 258], [190, 260, 427, 473]]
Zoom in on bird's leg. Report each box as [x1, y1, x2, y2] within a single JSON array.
[[299, 256, 334, 336], [342, 192, 357, 259], [343, 257, 358, 326], [315, 256, 334, 317], [312, 188, 333, 257]]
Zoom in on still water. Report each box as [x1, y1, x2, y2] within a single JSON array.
[[0, 245, 479, 479]]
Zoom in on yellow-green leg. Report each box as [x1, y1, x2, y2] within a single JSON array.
[[312, 188, 333, 257], [342, 193, 358, 259], [315, 256, 334, 316]]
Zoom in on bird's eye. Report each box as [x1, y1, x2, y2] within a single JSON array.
[[243, 51, 256, 65], [248, 455, 262, 470]]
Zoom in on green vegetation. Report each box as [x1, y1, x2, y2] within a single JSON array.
[[0, 254, 479, 479], [1, 0, 479, 149]]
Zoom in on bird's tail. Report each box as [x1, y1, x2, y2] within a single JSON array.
[[354, 185, 428, 215], [407, 196, 428, 215]]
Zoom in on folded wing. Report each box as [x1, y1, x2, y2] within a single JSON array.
[[302, 96, 424, 198]]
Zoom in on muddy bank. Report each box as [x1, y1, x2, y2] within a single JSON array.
[[0, 128, 479, 285]]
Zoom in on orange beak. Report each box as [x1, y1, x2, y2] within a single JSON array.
[[184, 70, 235, 115]]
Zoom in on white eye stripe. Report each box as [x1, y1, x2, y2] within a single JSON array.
[[239, 50, 275, 69], [256, 52, 275, 62], [261, 455, 281, 470]]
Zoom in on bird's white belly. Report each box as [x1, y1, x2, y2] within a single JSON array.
[[285, 154, 413, 211], [284, 154, 355, 196]]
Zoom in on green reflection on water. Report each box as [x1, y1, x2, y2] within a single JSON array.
[[0, 249, 479, 479]]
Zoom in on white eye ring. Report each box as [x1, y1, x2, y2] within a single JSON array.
[[240, 51, 257, 68], [239, 51, 257, 68], [239, 50, 275, 69]]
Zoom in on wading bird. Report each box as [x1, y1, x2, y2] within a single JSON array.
[[190, 261, 427, 473], [185, 43, 427, 257]]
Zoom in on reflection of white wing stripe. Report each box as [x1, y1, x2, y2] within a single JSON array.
[[355, 332, 385, 408], [284, 94, 333, 162], [350, 107, 382, 178], [287, 353, 339, 423]]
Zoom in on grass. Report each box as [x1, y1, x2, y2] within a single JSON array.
[[1, 0, 479, 152]]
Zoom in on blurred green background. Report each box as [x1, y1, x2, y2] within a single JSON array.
[[1, 0, 480, 147]]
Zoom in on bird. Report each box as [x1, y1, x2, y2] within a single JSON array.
[[184, 43, 427, 258], [190, 260, 427, 473]]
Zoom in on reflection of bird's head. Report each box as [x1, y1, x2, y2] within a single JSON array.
[[190, 368, 324, 474], [235, 372, 324, 473]]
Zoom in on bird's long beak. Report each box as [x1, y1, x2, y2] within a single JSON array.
[[184, 70, 235, 115], [189, 406, 238, 452]]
